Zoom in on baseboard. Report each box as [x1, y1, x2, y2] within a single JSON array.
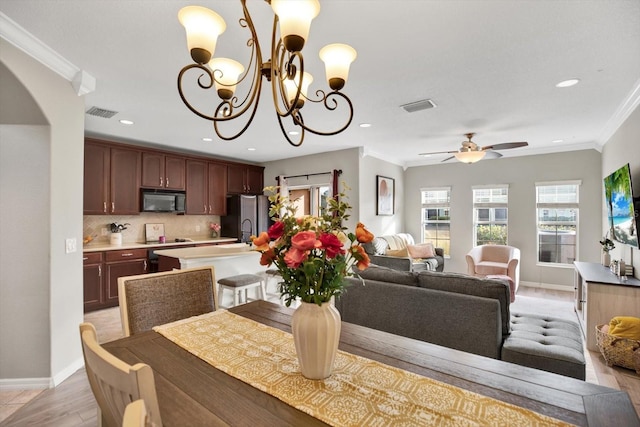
[[0, 377, 50, 391], [0, 357, 84, 390], [520, 280, 574, 292]]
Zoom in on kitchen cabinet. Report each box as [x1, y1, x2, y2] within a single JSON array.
[[227, 164, 264, 195], [84, 139, 141, 215], [105, 248, 148, 307], [83, 252, 104, 312], [185, 159, 227, 215], [141, 152, 185, 190]]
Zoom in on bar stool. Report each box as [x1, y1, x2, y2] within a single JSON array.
[[218, 274, 266, 308]]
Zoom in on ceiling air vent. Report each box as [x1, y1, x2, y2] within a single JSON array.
[[400, 99, 437, 113], [86, 106, 118, 119]]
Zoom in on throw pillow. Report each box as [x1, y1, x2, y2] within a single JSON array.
[[609, 316, 640, 340], [407, 243, 435, 259], [372, 237, 388, 255], [386, 248, 409, 257]]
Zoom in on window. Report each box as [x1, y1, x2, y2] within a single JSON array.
[[289, 185, 331, 218], [473, 186, 508, 246], [421, 188, 450, 256], [536, 181, 580, 265]]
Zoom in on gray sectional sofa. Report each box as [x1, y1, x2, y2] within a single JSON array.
[[337, 265, 586, 380]]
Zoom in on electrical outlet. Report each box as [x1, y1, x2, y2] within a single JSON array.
[[195, 225, 201, 232], [101, 227, 108, 236], [65, 238, 77, 254]]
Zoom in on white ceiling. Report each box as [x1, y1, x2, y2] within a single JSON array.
[[1, 0, 639, 167]]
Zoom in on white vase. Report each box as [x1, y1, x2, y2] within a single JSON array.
[[291, 301, 341, 380], [110, 233, 122, 246], [602, 251, 611, 267]]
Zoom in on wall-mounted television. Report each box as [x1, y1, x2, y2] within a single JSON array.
[[604, 163, 638, 248]]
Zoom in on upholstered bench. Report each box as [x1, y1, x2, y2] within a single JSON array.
[[502, 312, 586, 380]]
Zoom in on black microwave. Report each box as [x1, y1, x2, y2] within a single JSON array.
[[141, 190, 186, 213]]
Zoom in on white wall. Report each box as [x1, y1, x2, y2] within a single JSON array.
[[602, 105, 640, 278], [0, 40, 85, 386], [404, 150, 602, 289], [359, 154, 405, 236]]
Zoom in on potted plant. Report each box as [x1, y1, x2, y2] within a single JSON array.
[[210, 222, 221, 238], [109, 222, 130, 246], [251, 185, 373, 379], [599, 235, 615, 266]]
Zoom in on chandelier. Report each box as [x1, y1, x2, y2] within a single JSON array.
[[177, 0, 357, 147]]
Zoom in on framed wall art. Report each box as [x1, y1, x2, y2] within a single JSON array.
[[376, 175, 395, 215]]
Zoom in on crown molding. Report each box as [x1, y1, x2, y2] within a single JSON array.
[[0, 12, 95, 95], [597, 77, 640, 147]]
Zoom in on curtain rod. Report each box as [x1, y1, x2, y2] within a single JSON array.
[[276, 169, 342, 181]]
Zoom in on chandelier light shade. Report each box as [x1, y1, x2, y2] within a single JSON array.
[[270, 0, 320, 53], [178, 6, 226, 65], [455, 150, 486, 164], [176, 0, 356, 146], [319, 44, 357, 91]]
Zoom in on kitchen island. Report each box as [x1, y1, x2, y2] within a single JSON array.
[[155, 243, 266, 280]]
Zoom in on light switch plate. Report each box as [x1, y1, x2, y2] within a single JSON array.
[[65, 238, 77, 254]]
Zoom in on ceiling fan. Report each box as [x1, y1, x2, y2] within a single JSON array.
[[419, 133, 529, 164]]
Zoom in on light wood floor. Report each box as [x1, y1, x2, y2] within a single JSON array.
[[2, 286, 639, 425]]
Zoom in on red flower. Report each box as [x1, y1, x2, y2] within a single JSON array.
[[291, 231, 321, 251], [284, 247, 308, 268], [268, 221, 285, 240], [319, 233, 345, 259]]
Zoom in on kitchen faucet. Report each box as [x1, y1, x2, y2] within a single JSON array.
[[241, 218, 253, 243]]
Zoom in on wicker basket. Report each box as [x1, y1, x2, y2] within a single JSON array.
[[595, 324, 640, 373]]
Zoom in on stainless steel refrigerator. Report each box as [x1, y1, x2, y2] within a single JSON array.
[[221, 194, 271, 243]]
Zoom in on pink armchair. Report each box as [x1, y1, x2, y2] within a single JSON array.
[[466, 245, 520, 293]]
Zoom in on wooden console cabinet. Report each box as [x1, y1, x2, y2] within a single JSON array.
[[574, 261, 640, 351]]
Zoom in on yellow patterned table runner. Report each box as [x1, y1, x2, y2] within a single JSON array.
[[154, 310, 574, 427]]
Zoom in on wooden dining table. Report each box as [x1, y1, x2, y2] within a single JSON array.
[[103, 300, 639, 426]]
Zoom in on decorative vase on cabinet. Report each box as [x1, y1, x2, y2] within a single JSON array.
[[291, 301, 341, 380], [110, 233, 122, 246], [602, 251, 611, 267]]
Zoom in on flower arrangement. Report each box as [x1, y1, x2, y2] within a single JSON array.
[[600, 236, 615, 253], [251, 185, 374, 307], [109, 222, 129, 233], [210, 222, 221, 232]]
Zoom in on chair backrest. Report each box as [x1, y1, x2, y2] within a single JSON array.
[[79, 323, 162, 427], [118, 266, 217, 336], [122, 400, 149, 427]]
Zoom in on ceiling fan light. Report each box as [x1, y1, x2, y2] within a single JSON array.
[[209, 58, 244, 100], [272, 0, 320, 52], [319, 43, 357, 91], [178, 6, 226, 64], [455, 150, 486, 164]]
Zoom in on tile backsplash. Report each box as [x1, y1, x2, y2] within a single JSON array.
[[83, 213, 222, 245]]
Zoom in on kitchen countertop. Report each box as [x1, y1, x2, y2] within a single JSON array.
[[153, 243, 255, 259], [82, 237, 238, 253]]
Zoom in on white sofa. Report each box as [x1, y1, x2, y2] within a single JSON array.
[[363, 233, 445, 272]]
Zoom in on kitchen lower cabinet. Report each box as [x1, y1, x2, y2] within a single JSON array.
[[83, 252, 104, 312], [105, 249, 148, 306], [84, 249, 148, 312]]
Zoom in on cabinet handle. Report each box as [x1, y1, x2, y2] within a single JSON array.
[[160, 177, 163, 187], [209, 205, 212, 214], [143, 260, 148, 271], [83, 257, 88, 261], [103, 202, 107, 213], [166, 178, 169, 187], [98, 265, 102, 277], [204, 204, 207, 213], [111, 202, 115, 213], [121, 253, 134, 257]]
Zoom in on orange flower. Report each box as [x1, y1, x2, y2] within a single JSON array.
[[355, 222, 374, 243], [352, 245, 370, 270], [259, 247, 276, 266], [251, 232, 271, 251]]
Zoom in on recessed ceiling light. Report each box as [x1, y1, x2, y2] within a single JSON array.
[[247, 147, 256, 151], [555, 79, 580, 88], [202, 137, 213, 142], [552, 139, 564, 143], [119, 119, 134, 125], [289, 131, 299, 136], [359, 123, 372, 128], [420, 154, 432, 158]]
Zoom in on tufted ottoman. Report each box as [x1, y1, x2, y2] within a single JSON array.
[[502, 312, 585, 380]]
